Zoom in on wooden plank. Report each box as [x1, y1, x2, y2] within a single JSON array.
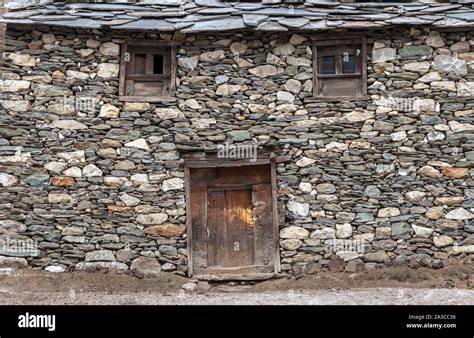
[[252, 183, 273, 267], [190, 185, 207, 269], [312, 41, 318, 98], [193, 272, 275, 281], [362, 37, 368, 96], [170, 45, 177, 92], [225, 189, 251, 267], [184, 158, 271, 168], [184, 166, 193, 276], [194, 265, 274, 275], [270, 159, 281, 273], [118, 43, 127, 96], [207, 188, 225, 267]]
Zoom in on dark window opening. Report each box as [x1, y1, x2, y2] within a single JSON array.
[[342, 54, 355, 74], [322, 56, 336, 74], [153, 54, 164, 74]]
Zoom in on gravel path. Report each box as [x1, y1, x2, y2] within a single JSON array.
[[0, 288, 473, 305]]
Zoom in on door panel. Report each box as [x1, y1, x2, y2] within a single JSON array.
[[225, 189, 253, 267], [207, 189, 225, 267], [252, 183, 274, 266], [189, 164, 277, 278]]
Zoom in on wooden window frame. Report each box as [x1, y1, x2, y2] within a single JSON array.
[[310, 34, 368, 102], [119, 40, 178, 102]]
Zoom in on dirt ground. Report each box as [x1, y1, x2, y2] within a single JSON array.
[[0, 261, 473, 305]]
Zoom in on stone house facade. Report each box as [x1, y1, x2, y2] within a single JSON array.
[[0, 0, 473, 280]]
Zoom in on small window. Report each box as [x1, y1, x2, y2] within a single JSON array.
[[313, 37, 367, 99], [119, 42, 177, 101]]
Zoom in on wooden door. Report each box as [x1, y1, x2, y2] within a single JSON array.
[[187, 164, 277, 279]]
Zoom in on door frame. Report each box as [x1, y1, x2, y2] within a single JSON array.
[[184, 155, 281, 279]]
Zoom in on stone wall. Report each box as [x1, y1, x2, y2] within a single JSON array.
[[0, 24, 473, 276]]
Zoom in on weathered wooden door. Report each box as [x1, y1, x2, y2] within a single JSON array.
[[186, 164, 277, 280]]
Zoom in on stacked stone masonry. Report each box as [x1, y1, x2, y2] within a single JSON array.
[[0, 24, 473, 276]]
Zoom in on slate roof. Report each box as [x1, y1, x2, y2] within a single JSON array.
[[2, 0, 474, 32]]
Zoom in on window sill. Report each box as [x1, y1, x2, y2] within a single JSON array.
[[119, 95, 177, 103], [305, 95, 370, 103]]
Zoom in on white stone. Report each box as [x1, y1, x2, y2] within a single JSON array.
[[425, 32, 444, 48], [457, 82, 474, 96], [248, 65, 277, 78], [344, 111, 374, 122], [325, 142, 348, 152], [216, 84, 241, 96], [42, 33, 56, 44], [120, 193, 141, 207], [295, 157, 315, 167], [103, 177, 129, 187], [445, 208, 474, 220], [182, 282, 197, 292], [412, 225, 434, 239], [282, 79, 301, 94], [273, 43, 295, 56], [162, 178, 184, 192], [131, 173, 149, 185], [191, 118, 216, 129], [390, 131, 407, 141], [184, 98, 203, 110], [434, 55, 467, 76], [49, 119, 88, 130], [96, 63, 119, 78], [0, 173, 18, 187], [229, 42, 247, 55], [155, 107, 184, 120], [45, 265, 65, 273], [431, 81, 456, 92], [402, 61, 430, 73], [336, 223, 352, 239], [63, 167, 82, 178], [58, 150, 85, 163], [99, 42, 120, 56], [378, 207, 400, 218], [99, 104, 119, 118], [289, 34, 307, 45], [45, 161, 67, 173], [450, 245, 474, 255], [8, 53, 36, 67], [448, 121, 474, 133], [280, 226, 310, 239], [417, 72, 441, 83], [285, 56, 311, 67], [277, 90, 295, 102], [336, 251, 360, 262], [287, 201, 310, 217], [178, 56, 199, 70], [0, 80, 31, 92], [299, 182, 313, 194], [82, 164, 103, 177], [125, 138, 150, 151], [405, 191, 427, 202], [280, 239, 302, 250], [199, 50, 225, 63], [433, 235, 454, 248], [310, 227, 336, 240], [372, 48, 396, 63], [66, 70, 89, 80], [136, 213, 168, 225]]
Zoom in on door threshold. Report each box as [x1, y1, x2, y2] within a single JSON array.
[[193, 272, 275, 281]]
